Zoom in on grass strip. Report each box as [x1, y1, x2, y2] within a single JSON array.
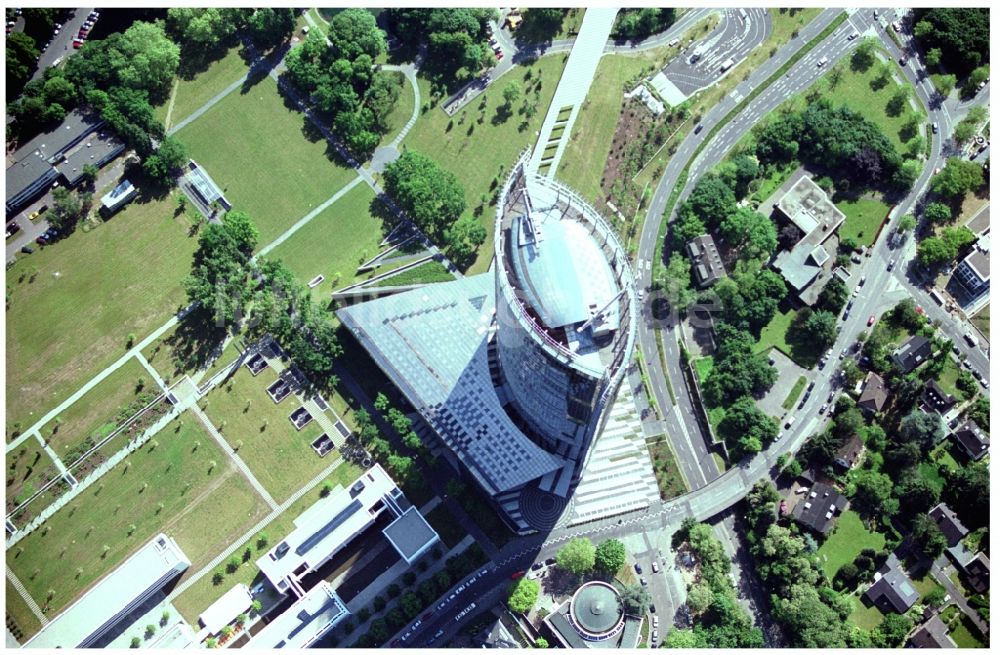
[[782, 376, 808, 411]]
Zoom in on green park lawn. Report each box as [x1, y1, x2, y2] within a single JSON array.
[[403, 54, 567, 274], [6, 578, 42, 641], [7, 415, 268, 624], [265, 182, 386, 296], [970, 305, 989, 341], [693, 355, 714, 384], [935, 357, 967, 400], [847, 593, 884, 631], [5, 440, 59, 511], [379, 70, 416, 147], [817, 509, 886, 580], [142, 320, 239, 386], [948, 612, 987, 648], [203, 366, 334, 503], [175, 75, 358, 246], [171, 465, 360, 623], [815, 52, 926, 152], [755, 308, 796, 356], [835, 195, 891, 246], [5, 191, 198, 437], [38, 357, 150, 460], [157, 45, 250, 131]]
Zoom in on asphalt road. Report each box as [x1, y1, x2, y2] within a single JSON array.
[[29, 8, 95, 83], [655, 8, 771, 98]]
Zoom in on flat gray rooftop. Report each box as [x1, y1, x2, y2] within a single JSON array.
[[337, 274, 565, 496], [382, 506, 438, 563]]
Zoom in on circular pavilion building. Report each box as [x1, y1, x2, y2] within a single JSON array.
[[568, 581, 626, 641]]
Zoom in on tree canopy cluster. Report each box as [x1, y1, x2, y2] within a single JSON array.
[[383, 150, 485, 264], [930, 157, 985, 200], [917, 225, 976, 267], [755, 98, 908, 190], [386, 9, 498, 85], [612, 8, 676, 40], [506, 577, 540, 613], [741, 480, 860, 647], [703, 323, 778, 407], [912, 8, 989, 77], [666, 521, 763, 648], [555, 537, 596, 576], [594, 538, 626, 574], [285, 10, 397, 159]]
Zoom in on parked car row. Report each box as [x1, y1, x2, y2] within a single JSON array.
[[73, 10, 99, 49]]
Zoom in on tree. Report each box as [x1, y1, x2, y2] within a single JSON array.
[[910, 513, 948, 560], [685, 174, 736, 227], [555, 537, 596, 575], [7, 32, 40, 93], [720, 206, 777, 260], [931, 158, 984, 199], [247, 8, 296, 50], [222, 210, 260, 254], [619, 583, 651, 615], [594, 538, 626, 574], [816, 277, 848, 314], [444, 214, 487, 265], [850, 469, 898, 518], [873, 613, 913, 648], [895, 471, 940, 517], [832, 405, 864, 441], [534, 637, 549, 648], [328, 8, 387, 61], [898, 410, 944, 453], [897, 214, 917, 233], [107, 22, 181, 99], [686, 580, 715, 615], [917, 236, 957, 267], [501, 81, 520, 107], [772, 583, 852, 647], [911, 8, 988, 77], [851, 37, 878, 71], [968, 396, 989, 431], [924, 47, 942, 67], [654, 251, 697, 313], [717, 395, 778, 458], [943, 460, 988, 529], [143, 136, 188, 187], [130, 637, 141, 648], [166, 8, 240, 50], [506, 577, 540, 613], [664, 629, 700, 648], [924, 202, 952, 224], [383, 150, 466, 240], [801, 310, 838, 350], [886, 84, 909, 116]]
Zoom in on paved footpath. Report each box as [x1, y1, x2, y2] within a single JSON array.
[[6, 567, 48, 627], [191, 406, 278, 511]]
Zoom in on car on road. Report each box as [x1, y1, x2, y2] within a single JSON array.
[[652, 630, 659, 643], [853, 285, 861, 296], [693, 123, 703, 135], [640, 577, 648, 586], [437, 600, 448, 611], [807, 380, 815, 392], [932, 123, 939, 134], [651, 561, 660, 573], [887, 258, 896, 271], [6, 222, 21, 239], [839, 348, 848, 359], [817, 56, 828, 67], [867, 315, 876, 327], [828, 390, 835, 402], [422, 611, 434, 620], [847, 31, 859, 41], [784, 416, 795, 429], [545, 557, 556, 566], [29, 205, 48, 221], [819, 403, 827, 414], [964, 332, 978, 347], [73, 39, 83, 48], [899, 56, 908, 66], [530, 562, 543, 571], [892, 21, 901, 32], [873, 9, 878, 18], [510, 570, 525, 580], [426, 629, 445, 645], [634, 563, 643, 574]]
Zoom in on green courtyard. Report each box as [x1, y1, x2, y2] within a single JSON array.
[[174, 75, 358, 245], [835, 195, 891, 246], [203, 365, 336, 503], [156, 45, 251, 131], [5, 191, 199, 436], [7, 415, 268, 626]]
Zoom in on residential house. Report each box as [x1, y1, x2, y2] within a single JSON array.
[[891, 335, 933, 373], [962, 552, 990, 594], [857, 371, 889, 414], [686, 234, 726, 288], [864, 552, 920, 614], [833, 434, 864, 472], [907, 614, 957, 648], [921, 380, 957, 415], [927, 503, 968, 547], [791, 482, 848, 534], [952, 419, 989, 461]]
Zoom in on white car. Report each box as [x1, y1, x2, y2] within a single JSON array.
[[651, 561, 660, 573], [817, 56, 829, 67]]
